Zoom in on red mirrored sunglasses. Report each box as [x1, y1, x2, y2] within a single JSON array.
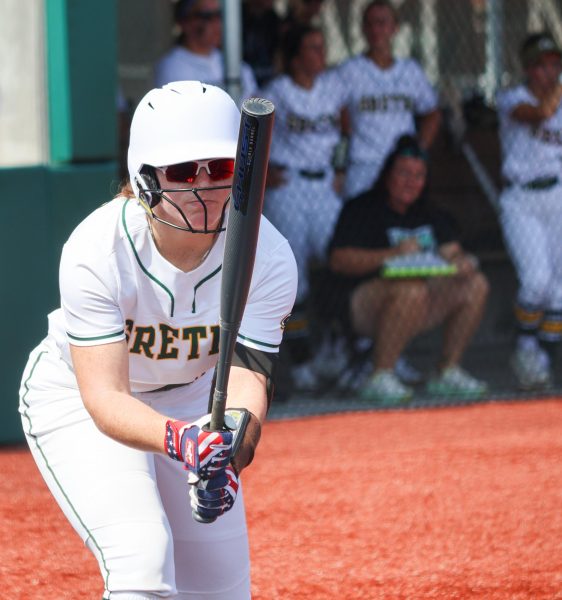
[[159, 158, 235, 184]]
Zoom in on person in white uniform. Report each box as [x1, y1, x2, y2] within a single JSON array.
[[19, 81, 297, 599], [497, 32, 562, 390], [154, 0, 257, 103], [261, 24, 348, 390], [338, 0, 441, 200]]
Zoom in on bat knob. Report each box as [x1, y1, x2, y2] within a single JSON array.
[[192, 510, 217, 524]]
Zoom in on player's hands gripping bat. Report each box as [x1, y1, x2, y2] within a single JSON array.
[[192, 98, 275, 524], [164, 416, 233, 479]]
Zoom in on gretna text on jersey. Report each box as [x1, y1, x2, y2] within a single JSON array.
[[286, 112, 340, 134], [358, 94, 415, 113], [125, 319, 220, 360]]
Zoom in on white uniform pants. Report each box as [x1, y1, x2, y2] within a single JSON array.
[[264, 168, 342, 304], [19, 340, 250, 599], [499, 184, 562, 310]]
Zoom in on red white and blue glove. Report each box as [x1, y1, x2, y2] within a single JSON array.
[[165, 415, 233, 481], [189, 465, 239, 521]]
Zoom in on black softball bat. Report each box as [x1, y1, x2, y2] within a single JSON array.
[[193, 98, 275, 524]]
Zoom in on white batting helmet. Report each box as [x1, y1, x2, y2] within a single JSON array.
[[127, 80, 240, 201]]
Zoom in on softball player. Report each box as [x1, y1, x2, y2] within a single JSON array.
[[338, 0, 441, 200], [260, 24, 348, 387], [497, 33, 562, 389], [19, 81, 297, 599], [154, 0, 257, 103]]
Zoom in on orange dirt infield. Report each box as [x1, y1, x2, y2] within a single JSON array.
[[2, 399, 562, 599]]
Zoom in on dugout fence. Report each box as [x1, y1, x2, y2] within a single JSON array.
[[113, 0, 562, 405]]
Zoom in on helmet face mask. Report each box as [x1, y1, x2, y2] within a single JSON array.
[[128, 81, 240, 234], [136, 165, 232, 234]]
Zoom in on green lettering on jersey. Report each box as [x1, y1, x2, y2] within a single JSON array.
[[182, 326, 208, 360], [125, 319, 134, 343], [209, 325, 220, 355], [130, 325, 156, 358], [157, 324, 180, 360]]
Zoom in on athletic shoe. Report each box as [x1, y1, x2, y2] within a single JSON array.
[[312, 335, 349, 380], [291, 362, 319, 392], [359, 370, 414, 406], [426, 365, 488, 399], [395, 356, 424, 385], [338, 358, 372, 392], [510, 346, 551, 390]]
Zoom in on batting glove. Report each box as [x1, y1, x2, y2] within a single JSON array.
[[165, 415, 233, 481], [190, 465, 239, 521]]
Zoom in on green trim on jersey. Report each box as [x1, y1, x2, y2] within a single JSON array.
[[192, 265, 222, 313], [122, 201, 176, 317], [238, 333, 279, 349], [67, 329, 124, 342], [20, 349, 111, 590]]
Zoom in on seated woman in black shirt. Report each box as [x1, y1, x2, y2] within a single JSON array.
[[329, 135, 489, 405]]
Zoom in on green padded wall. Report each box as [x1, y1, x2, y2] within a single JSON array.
[[46, 0, 118, 162], [1, 0, 119, 444], [0, 163, 118, 444]]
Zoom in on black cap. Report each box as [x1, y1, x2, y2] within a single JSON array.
[[520, 32, 562, 68]]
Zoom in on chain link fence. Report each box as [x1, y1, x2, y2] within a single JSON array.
[[117, 0, 562, 407]]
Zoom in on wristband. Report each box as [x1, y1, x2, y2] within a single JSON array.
[[164, 419, 191, 461]]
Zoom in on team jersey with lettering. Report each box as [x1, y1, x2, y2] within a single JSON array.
[[497, 84, 562, 184], [46, 197, 297, 393], [261, 70, 347, 170], [154, 47, 257, 102], [338, 55, 438, 165]]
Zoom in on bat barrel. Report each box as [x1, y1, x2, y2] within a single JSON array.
[[208, 98, 275, 433]]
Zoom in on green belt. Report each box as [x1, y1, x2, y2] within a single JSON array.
[[518, 176, 559, 190]]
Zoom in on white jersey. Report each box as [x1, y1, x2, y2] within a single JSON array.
[[46, 197, 297, 393], [497, 84, 562, 184], [261, 70, 347, 170], [154, 47, 257, 103], [338, 55, 438, 166]]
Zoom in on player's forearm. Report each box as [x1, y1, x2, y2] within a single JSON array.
[[226, 366, 268, 424], [512, 87, 562, 123], [418, 109, 441, 150], [83, 389, 170, 453], [330, 246, 399, 277]]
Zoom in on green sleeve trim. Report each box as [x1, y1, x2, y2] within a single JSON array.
[[121, 201, 176, 317], [237, 333, 279, 349], [67, 330, 124, 342]]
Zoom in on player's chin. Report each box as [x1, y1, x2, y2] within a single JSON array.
[[185, 206, 225, 231]]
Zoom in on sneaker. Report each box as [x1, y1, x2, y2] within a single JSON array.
[[291, 362, 319, 392], [395, 356, 424, 385], [360, 370, 414, 406], [338, 358, 372, 392], [312, 336, 349, 380], [510, 346, 551, 390], [426, 365, 488, 399]]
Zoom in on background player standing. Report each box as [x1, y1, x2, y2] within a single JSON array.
[[338, 0, 441, 200], [497, 32, 562, 390], [155, 0, 257, 103], [261, 24, 348, 390], [19, 81, 297, 599]]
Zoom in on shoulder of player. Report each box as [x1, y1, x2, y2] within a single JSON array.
[[65, 197, 137, 259], [392, 57, 430, 79], [256, 216, 293, 257], [337, 54, 366, 74], [259, 75, 292, 106], [496, 84, 533, 112]]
